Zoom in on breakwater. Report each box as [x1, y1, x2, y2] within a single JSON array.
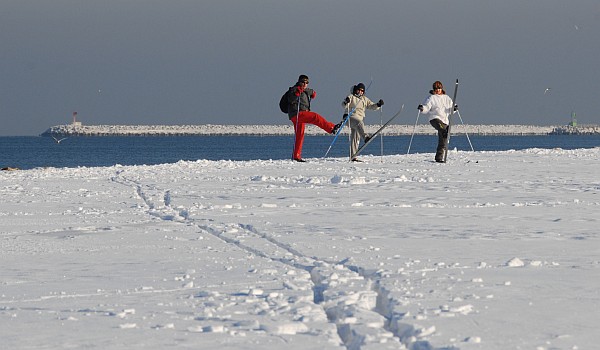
[[40, 124, 599, 137]]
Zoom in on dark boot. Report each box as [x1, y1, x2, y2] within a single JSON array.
[[331, 122, 342, 135], [430, 119, 448, 162]]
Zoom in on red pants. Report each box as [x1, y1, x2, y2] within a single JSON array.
[[290, 111, 335, 159]]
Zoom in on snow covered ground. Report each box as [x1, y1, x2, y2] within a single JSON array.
[[1, 148, 599, 350]]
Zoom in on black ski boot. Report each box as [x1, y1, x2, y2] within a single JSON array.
[[331, 122, 342, 135]]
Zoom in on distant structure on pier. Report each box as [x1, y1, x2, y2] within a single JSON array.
[[568, 111, 577, 127], [72, 112, 82, 127]]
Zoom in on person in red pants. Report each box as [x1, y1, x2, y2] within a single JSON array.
[[285, 75, 341, 162]]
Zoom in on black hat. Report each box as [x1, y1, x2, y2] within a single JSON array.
[[298, 75, 309, 83], [353, 82, 366, 94]]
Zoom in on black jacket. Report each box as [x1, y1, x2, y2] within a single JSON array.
[[286, 84, 314, 119]]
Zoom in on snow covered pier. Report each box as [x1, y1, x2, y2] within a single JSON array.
[[38, 124, 592, 137], [549, 125, 600, 135]]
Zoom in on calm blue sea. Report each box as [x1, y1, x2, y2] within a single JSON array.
[[1, 135, 599, 170]]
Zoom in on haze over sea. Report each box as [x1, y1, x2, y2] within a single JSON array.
[[2, 134, 599, 170]]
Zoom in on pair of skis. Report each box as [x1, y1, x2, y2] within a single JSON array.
[[351, 104, 404, 159], [324, 103, 404, 160]]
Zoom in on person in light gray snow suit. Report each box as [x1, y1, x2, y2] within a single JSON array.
[[418, 81, 457, 163], [341, 83, 383, 161]]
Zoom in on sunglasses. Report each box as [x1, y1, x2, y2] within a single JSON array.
[[301, 81, 309, 85]]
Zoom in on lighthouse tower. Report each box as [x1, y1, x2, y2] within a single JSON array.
[[568, 111, 577, 127], [72, 112, 82, 126]]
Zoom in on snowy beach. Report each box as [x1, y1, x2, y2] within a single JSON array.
[[1, 148, 599, 349]]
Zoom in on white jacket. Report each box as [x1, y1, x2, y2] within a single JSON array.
[[421, 93, 454, 125], [342, 94, 380, 121]]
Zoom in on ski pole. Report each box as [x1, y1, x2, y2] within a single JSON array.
[[324, 110, 351, 158], [407, 110, 421, 154], [346, 102, 352, 161], [292, 93, 301, 160], [379, 106, 384, 157], [456, 110, 475, 151], [443, 79, 459, 163]]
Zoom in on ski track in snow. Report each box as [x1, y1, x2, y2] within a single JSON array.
[[109, 148, 599, 349], [113, 171, 430, 349], [2, 148, 598, 349]]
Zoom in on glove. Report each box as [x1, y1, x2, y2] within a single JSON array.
[[342, 113, 348, 121], [343, 97, 350, 105], [311, 90, 316, 99], [295, 85, 305, 96], [418, 105, 424, 112], [453, 104, 458, 111], [377, 99, 384, 107]]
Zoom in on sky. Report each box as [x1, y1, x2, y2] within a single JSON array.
[[1, 0, 599, 136]]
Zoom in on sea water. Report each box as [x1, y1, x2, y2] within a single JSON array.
[[1, 135, 599, 170]]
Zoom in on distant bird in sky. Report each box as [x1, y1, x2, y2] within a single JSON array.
[[544, 88, 551, 95], [52, 135, 68, 144]]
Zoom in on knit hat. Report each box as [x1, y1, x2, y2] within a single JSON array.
[[298, 75, 309, 84], [353, 82, 366, 94]]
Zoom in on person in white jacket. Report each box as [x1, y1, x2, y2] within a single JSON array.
[[418, 81, 457, 163], [341, 83, 384, 161]]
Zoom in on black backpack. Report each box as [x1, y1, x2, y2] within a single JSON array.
[[279, 88, 310, 114], [279, 91, 289, 114]]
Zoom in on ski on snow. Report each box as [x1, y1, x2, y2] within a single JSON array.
[[443, 79, 459, 163], [351, 104, 404, 159]]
